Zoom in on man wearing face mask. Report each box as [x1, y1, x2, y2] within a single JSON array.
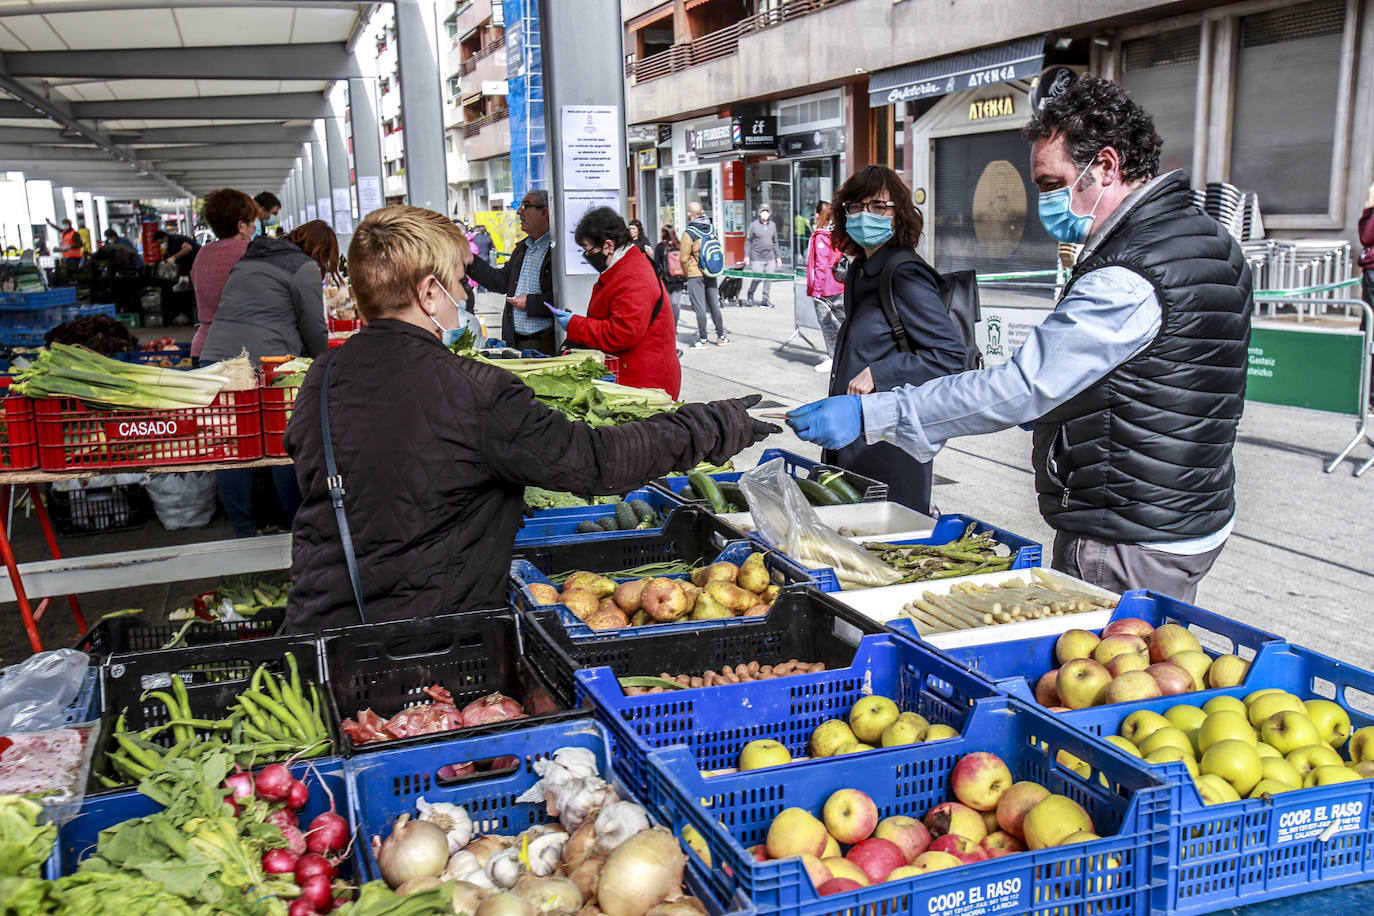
[[745, 207, 781, 308], [547, 207, 681, 398], [788, 76, 1252, 602]]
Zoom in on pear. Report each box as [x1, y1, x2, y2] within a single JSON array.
[[761, 584, 781, 603], [690, 592, 733, 620], [527, 583, 560, 605], [563, 571, 615, 598], [736, 552, 771, 594], [691, 561, 738, 587], [613, 577, 650, 613], [559, 588, 599, 621], [707, 580, 756, 613], [631, 609, 651, 626]]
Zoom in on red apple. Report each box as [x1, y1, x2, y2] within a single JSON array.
[[981, 831, 1026, 858], [1106, 653, 1149, 677], [799, 854, 831, 890], [951, 752, 1013, 811], [1102, 617, 1154, 640], [1055, 629, 1101, 665], [929, 834, 988, 864], [996, 781, 1051, 839], [923, 801, 987, 842], [873, 815, 930, 862], [1146, 662, 1195, 695], [1092, 634, 1148, 667], [822, 789, 879, 844], [846, 837, 908, 884], [749, 844, 770, 862], [818, 878, 864, 896], [1033, 670, 1060, 706], [1148, 623, 1202, 663], [1057, 658, 1112, 709]]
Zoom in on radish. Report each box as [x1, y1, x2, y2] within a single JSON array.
[[266, 807, 298, 832], [299, 873, 335, 912], [286, 780, 310, 810], [225, 771, 255, 801], [262, 847, 297, 875], [223, 797, 241, 817], [279, 823, 308, 857], [306, 812, 349, 857], [256, 764, 294, 803], [294, 853, 336, 884], [287, 898, 317, 916]]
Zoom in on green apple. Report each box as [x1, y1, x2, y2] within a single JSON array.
[[848, 695, 900, 744], [1260, 756, 1303, 790], [1353, 760, 1374, 779], [1167, 650, 1212, 692], [833, 742, 875, 755], [739, 738, 793, 770], [1303, 699, 1351, 749], [809, 719, 857, 758], [1055, 628, 1101, 665], [1195, 773, 1241, 805], [1200, 739, 1263, 796], [1146, 745, 1199, 778], [1105, 735, 1142, 758], [1254, 742, 1280, 759], [1056, 749, 1090, 778], [1248, 777, 1297, 799], [1304, 765, 1362, 788], [1286, 743, 1345, 777], [1246, 692, 1306, 728], [880, 712, 929, 747], [1165, 704, 1207, 733], [1139, 726, 1194, 759], [1206, 654, 1250, 689], [1202, 695, 1248, 718], [1197, 710, 1257, 753], [1259, 710, 1322, 756], [1120, 710, 1172, 746], [1244, 688, 1283, 705], [1349, 726, 1374, 763], [924, 724, 959, 741]]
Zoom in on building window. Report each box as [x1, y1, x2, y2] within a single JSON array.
[[1119, 26, 1201, 177], [447, 75, 462, 98], [489, 158, 512, 195], [779, 94, 842, 132], [444, 13, 458, 39], [1228, 0, 1346, 215]]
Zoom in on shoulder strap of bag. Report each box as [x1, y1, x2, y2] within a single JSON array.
[[320, 358, 367, 623], [650, 284, 665, 325], [877, 249, 923, 354]]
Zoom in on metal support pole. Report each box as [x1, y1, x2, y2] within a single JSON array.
[[294, 159, 309, 225], [538, 0, 628, 314], [395, 0, 448, 212], [302, 144, 318, 221], [348, 77, 385, 220], [282, 175, 294, 232], [311, 126, 331, 229], [325, 86, 355, 241]]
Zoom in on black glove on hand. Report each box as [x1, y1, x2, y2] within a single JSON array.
[[732, 393, 782, 446]]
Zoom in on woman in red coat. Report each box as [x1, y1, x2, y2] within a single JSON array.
[[555, 207, 682, 398]]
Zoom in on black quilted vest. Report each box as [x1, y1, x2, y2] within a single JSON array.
[[1032, 172, 1252, 542]]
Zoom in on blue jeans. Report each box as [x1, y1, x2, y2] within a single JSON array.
[[218, 467, 301, 537]]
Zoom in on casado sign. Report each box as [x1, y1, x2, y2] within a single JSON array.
[[103, 417, 198, 439]]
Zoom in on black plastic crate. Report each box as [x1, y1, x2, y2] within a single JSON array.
[[74, 608, 286, 658], [44, 482, 148, 536], [521, 584, 893, 708], [92, 634, 333, 790], [510, 505, 747, 577], [321, 609, 575, 756]]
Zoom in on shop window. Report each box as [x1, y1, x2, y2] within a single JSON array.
[[1119, 26, 1199, 177], [1229, 0, 1346, 215]]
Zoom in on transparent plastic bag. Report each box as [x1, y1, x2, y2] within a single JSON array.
[[0, 648, 90, 734], [144, 471, 218, 529], [739, 459, 901, 590]]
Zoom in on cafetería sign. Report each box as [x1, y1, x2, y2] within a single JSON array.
[[868, 35, 1044, 107]]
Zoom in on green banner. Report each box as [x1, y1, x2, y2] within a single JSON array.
[[1246, 327, 1365, 415]]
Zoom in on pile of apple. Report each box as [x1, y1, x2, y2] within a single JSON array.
[[735, 695, 959, 771], [757, 752, 1105, 896], [1036, 619, 1251, 710], [1103, 689, 1372, 804]]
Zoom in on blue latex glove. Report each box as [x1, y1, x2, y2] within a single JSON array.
[[786, 395, 863, 449], [548, 306, 572, 330]]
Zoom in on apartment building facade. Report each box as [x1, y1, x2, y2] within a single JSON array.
[[443, 0, 514, 219]]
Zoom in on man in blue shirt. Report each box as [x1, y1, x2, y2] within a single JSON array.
[[787, 77, 1252, 602], [467, 190, 558, 354]]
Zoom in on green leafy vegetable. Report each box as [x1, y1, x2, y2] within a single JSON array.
[[0, 796, 56, 879]]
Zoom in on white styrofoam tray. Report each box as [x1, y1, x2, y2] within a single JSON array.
[[717, 501, 938, 545], [830, 566, 1120, 650]]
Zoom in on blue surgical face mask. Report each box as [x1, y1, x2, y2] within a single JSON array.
[[1038, 157, 1107, 244], [847, 211, 894, 249], [428, 280, 471, 347]]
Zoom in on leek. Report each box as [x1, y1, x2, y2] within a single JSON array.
[[12, 342, 251, 409]]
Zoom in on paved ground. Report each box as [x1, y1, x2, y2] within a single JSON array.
[[3, 283, 1371, 670]]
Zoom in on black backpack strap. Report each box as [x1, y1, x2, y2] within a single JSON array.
[[650, 284, 665, 325], [320, 358, 367, 623], [877, 249, 924, 355]]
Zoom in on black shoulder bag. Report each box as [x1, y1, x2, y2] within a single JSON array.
[[877, 249, 984, 370], [320, 359, 367, 622]]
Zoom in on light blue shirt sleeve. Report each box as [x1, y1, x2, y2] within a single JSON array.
[[860, 266, 1163, 462]]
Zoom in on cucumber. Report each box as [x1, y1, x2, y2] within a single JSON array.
[[595, 516, 619, 532], [613, 501, 639, 530], [796, 477, 844, 506], [817, 470, 862, 504], [576, 520, 601, 535], [718, 483, 748, 511], [679, 484, 697, 500], [688, 471, 728, 514], [629, 499, 656, 523]]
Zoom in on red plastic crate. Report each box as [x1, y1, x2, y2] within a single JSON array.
[[327, 316, 361, 333], [0, 383, 38, 470], [603, 354, 620, 381], [260, 384, 299, 458], [33, 389, 263, 470]]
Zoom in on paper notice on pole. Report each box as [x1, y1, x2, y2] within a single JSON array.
[[561, 105, 620, 190], [332, 188, 354, 234], [316, 197, 331, 222], [562, 189, 621, 275], [357, 176, 383, 216]]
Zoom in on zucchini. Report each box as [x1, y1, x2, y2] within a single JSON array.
[[796, 477, 844, 506], [679, 484, 697, 500], [576, 520, 601, 534], [629, 499, 656, 523], [614, 501, 639, 530], [688, 471, 728, 514], [817, 470, 862, 504], [595, 516, 619, 532], [718, 483, 748, 511]]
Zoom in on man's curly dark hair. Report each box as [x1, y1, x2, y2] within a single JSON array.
[[1022, 76, 1163, 183]]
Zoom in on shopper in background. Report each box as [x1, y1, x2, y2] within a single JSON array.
[[50, 217, 83, 271], [550, 207, 681, 398], [154, 228, 199, 277], [102, 228, 135, 250], [466, 189, 557, 355], [254, 191, 282, 238], [806, 200, 846, 375], [627, 219, 653, 258], [681, 201, 728, 348], [744, 206, 780, 308], [202, 220, 335, 540], [190, 188, 258, 364], [281, 205, 776, 630], [788, 77, 1252, 602], [653, 224, 687, 329]]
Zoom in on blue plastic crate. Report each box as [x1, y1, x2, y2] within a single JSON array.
[[515, 487, 685, 545], [0, 288, 77, 308], [55, 756, 350, 877], [652, 447, 887, 505], [1062, 641, 1374, 914], [345, 717, 756, 915], [647, 696, 1168, 916], [923, 589, 1283, 708], [114, 344, 192, 365], [575, 630, 1008, 809], [55, 303, 116, 323], [511, 538, 817, 641]]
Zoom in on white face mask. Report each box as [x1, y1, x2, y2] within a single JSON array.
[[426, 279, 470, 347]]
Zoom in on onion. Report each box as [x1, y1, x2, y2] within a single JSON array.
[[475, 892, 535, 916], [450, 880, 491, 914], [396, 876, 444, 895], [561, 821, 597, 869], [576, 906, 607, 916], [566, 851, 606, 902], [512, 875, 583, 913], [596, 828, 685, 916], [465, 834, 514, 867], [461, 693, 526, 727], [644, 902, 706, 916], [377, 814, 450, 889]]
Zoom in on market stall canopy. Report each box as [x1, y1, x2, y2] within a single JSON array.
[[867, 35, 1044, 108], [0, 0, 374, 199]]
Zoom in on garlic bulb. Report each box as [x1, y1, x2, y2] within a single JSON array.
[[487, 844, 523, 888], [443, 850, 495, 888], [525, 831, 569, 877], [417, 796, 473, 853], [594, 802, 650, 853]]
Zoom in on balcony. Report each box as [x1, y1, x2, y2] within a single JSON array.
[[446, 148, 472, 184], [382, 130, 404, 163], [444, 96, 464, 129], [462, 109, 510, 163], [460, 41, 507, 97], [459, 33, 505, 76], [627, 0, 852, 83], [455, 0, 490, 37], [384, 174, 406, 199], [381, 87, 402, 121]]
